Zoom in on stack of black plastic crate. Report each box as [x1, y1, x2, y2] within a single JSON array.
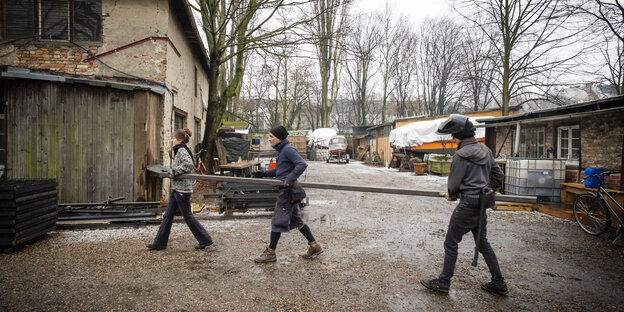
[[0, 180, 58, 249]]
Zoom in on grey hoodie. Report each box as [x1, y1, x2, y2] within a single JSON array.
[[447, 140, 503, 200]]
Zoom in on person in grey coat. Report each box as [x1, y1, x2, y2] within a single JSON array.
[[421, 114, 508, 295], [252, 125, 323, 263], [147, 128, 213, 251]]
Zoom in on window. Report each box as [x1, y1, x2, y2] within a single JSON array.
[[558, 126, 580, 160], [174, 110, 186, 132], [2, 0, 101, 42], [194, 118, 201, 150], [4, 0, 36, 40], [518, 127, 545, 158]]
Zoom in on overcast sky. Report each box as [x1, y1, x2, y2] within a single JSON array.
[[356, 0, 454, 25]]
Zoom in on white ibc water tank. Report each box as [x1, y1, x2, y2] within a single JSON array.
[[504, 158, 566, 202]]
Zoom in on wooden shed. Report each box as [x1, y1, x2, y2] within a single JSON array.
[[366, 123, 393, 165], [1, 71, 164, 203]]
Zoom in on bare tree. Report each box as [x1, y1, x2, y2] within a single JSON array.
[[343, 13, 381, 126], [573, 0, 624, 95], [192, 0, 312, 172], [453, 0, 586, 115], [238, 53, 271, 130], [376, 2, 400, 123], [417, 17, 465, 117], [309, 0, 351, 127], [301, 82, 323, 130], [390, 21, 419, 118], [459, 25, 499, 112]]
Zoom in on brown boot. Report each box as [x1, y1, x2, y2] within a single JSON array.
[[254, 248, 277, 263], [302, 241, 323, 259]]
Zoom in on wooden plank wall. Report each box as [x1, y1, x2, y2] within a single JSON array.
[[7, 80, 135, 203], [133, 91, 162, 201], [376, 136, 392, 165]]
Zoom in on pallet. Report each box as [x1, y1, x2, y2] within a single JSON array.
[[494, 202, 534, 211]]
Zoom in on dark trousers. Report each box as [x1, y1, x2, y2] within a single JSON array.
[[152, 191, 212, 248], [438, 200, 505, 286]]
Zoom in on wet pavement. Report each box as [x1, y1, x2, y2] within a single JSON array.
[[1, 161, 624, 311]]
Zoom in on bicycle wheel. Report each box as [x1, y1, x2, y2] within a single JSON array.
[[573, 194, 610, 236]]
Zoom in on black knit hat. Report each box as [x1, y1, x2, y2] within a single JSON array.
[[452, 120, 476, 140], [270, 125, 289, 140]]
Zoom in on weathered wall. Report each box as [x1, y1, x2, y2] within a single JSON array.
[[6, 80, 134, 203], [4, 79, 163, 202], [95, 0, 169, 80], [581, 112, 623, 170], [0, 0, 169, 80], [164, 4, 209, 152], [0, 0, 212, 200]]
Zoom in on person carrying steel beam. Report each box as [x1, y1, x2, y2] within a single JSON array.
[[421, 114, 508, 296], [146, 128, 213, 251], [252, 125, 323, 263]]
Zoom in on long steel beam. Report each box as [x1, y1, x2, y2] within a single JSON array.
[[169, 173, 537, 204]]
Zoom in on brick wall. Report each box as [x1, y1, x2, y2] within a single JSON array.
[[494, 125, 514, 157], [581, 112, 623, 171], [14, 45, 99, 76]]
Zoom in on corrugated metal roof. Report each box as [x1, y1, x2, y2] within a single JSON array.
[[1, 66, 166, 94]]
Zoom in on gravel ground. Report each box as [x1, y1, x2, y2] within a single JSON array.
[[2, 161, 624, 311]]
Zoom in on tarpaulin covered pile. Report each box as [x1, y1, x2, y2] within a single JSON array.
[[389, 116, 491, 149]]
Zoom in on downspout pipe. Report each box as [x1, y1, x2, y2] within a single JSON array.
[[513, 123, 521, 157]]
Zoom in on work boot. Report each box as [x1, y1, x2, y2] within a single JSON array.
[[421, 278, 450, 294], [302, 241, 323, 259], [195, 241, 213, 250], [254, 248, 277, 263], [481, 282, 509, 296], [146, 243, 165, 251]]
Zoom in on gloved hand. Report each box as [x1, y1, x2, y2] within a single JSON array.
[[283, 180, 294, 188], [161, 169, 174, 178], [444, 193, 458, 202], [252, 170, 265, 178]]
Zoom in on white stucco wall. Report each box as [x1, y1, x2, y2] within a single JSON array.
[[97, 0, 170, 80]]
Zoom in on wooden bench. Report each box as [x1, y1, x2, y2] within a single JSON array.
[[560, 182, 624, 208]]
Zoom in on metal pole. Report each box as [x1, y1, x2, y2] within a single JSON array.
[[165, 173, 537, 204]]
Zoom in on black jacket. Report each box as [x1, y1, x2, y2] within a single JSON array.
[[447, 139, 503, 200]]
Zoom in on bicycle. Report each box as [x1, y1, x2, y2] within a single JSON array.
[[573, 171, 624, 243], [193, 149, 208, 175]]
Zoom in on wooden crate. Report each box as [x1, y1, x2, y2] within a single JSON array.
[[288, 135, 307, 153]]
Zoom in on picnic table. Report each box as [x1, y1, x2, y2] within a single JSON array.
[[219, 160, 262, 177]]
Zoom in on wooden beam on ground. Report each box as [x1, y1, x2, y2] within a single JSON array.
[[494, 202, 534, 211]]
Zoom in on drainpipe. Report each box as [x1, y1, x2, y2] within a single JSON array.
[[170, 90, 175, 168], [513, 122, 521, 157]]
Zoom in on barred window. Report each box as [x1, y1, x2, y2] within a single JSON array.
[[2, 0, 101, 42], [41, 0, 69, 40], [4, 0, 36, 40], [73, 0, 101, 41]]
